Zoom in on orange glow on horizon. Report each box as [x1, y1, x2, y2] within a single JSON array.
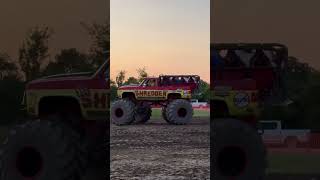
[[111, 0, 210, 83]]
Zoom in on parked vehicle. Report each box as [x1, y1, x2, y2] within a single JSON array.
[[259, 120, 310, 148], [191, 99, 209, 108]]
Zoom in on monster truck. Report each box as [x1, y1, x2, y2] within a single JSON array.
[[211, 43, 289, 180], [111, 75, 200, 125], [0, 59, 110, 180]]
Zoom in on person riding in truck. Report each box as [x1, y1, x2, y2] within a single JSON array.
[[224, 49, 246, 67]]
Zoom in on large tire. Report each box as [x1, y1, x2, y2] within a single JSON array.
[[111, 99, 135, 125], [161, 107, 169, 123], [212, 118, 267, 180], [0, 119, 85, 180], [86, 120, 108, 168], [166, 99, 193, 125], [134, 103, 152, 124]]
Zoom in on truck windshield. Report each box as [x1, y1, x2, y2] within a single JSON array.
[[139, 79, 147, 86]]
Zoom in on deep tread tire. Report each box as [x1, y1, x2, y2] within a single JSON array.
[[0, 118, 85, 180], [86, 120, 108, 168], [212, 118, 267, 180], [111, 99, 135, 125], [162, 107, 169, 123], [166, 99, 193, 125], [134, 104, 152, 124]]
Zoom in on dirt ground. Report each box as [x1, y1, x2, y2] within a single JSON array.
[[110, 117, 210, 180]]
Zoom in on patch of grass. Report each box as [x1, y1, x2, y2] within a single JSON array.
[[151, 108, 209, 118], [267, 151, 320, 174]]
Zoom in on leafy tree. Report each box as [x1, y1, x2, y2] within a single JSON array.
[[285, 56, 316, 100], [137, 67, 148, 82], [124, 76, 139, 85], [260, 56, 320, 130], [0, 53, 19, 80], [115, 70, 126, 87], [192, 80, 210, 102], [110, 79, 116, 87], [81, 21, 109, 69], [110, 79, 118, 102], [44, 48, 91, 75], [18, 26, 53, 81]]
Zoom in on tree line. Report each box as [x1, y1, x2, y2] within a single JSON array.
[[1, 22, 109, 82], [260, 56, 320, 130]]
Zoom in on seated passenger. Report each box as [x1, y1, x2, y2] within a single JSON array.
[[212, 50, 224, 69], [224, 50, 245, 68], [148, 79, 156, 87], [250, 49, 272, 67]]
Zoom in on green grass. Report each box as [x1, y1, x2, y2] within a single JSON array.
[[151, 108, 210, 118], [268, 152, 320, 174]]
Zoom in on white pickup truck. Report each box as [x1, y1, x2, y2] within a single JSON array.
[[259, 120, 310, 148], [191, 99, 209, 108]]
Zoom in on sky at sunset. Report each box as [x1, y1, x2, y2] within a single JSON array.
[[3, 0, 319, 82], [0, 0, 108, 61], [212, 0, 320, 69], [111, 0, 210, 82]]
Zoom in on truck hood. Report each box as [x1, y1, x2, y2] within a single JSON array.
[[29, 72, 93, 83], [41, 72, 93, 79], [26, 71, 106, 90], [118, 84, 140, 90]]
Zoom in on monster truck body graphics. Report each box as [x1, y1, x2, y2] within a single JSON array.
[[118, 88, 191, 100], [24, 60, 110, 120], [212, 89, 259, 117], [117, 75, 199, 101]]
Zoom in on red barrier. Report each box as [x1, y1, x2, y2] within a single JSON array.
[[308, 133, 320, 148], [264, 133, 320, 151]]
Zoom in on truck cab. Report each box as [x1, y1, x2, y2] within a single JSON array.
[[117, 75, 200, 102]]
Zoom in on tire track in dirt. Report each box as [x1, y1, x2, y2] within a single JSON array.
[[111, 117, 210, 180]]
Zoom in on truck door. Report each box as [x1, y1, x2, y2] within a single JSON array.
[[138, 79, 165, 100]]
